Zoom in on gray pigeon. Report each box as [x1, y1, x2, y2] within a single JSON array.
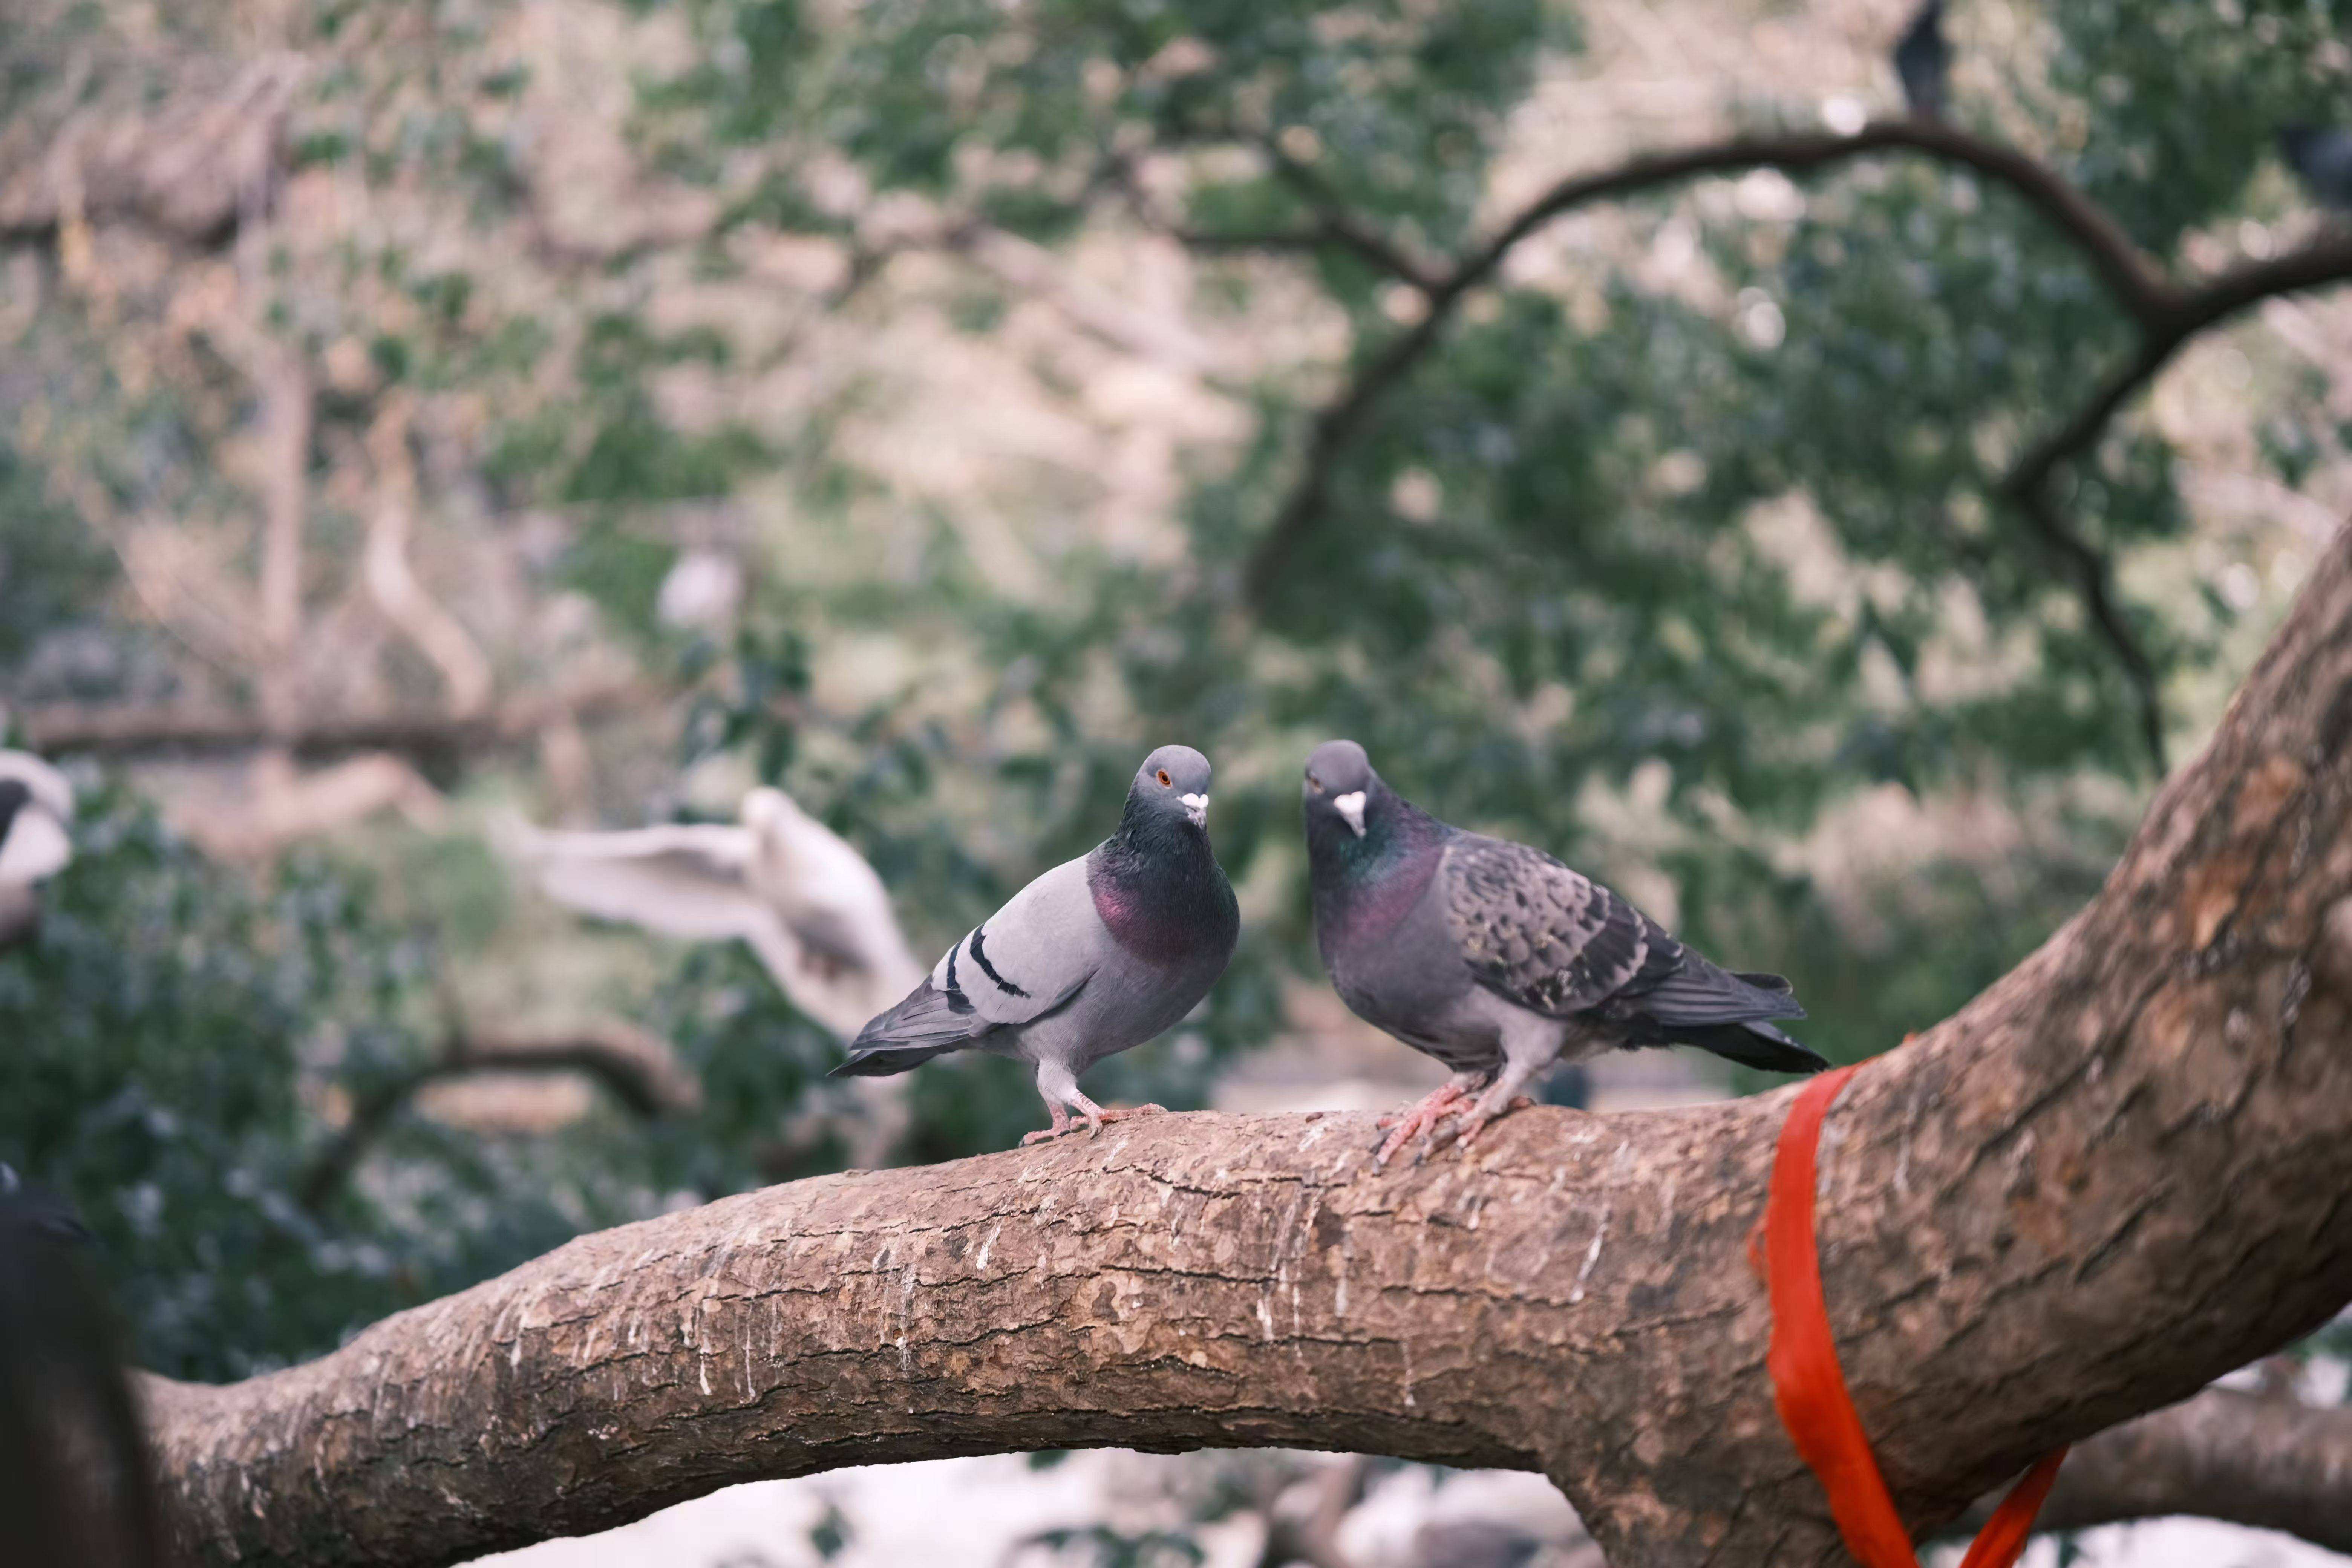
[[1301, 741, 1825, 1167], [2281, 125, 2352, 209], [1893, 0, 1949, 122], [832, 745, 1239, 1144]]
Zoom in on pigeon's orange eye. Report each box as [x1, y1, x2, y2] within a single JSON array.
[[1157, 769, 1172, 787], [1307, 774, 1323, 793]]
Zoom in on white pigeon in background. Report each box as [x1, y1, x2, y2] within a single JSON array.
[[0, 750, 75, 951], [499, 787, 923, 1041]]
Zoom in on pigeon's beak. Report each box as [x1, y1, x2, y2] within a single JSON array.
[[1180, 792, 1209, 828], [1332, 791, 1367, 838]]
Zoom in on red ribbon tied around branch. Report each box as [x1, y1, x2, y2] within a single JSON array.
[[1764, 1063, 2067, 1568]]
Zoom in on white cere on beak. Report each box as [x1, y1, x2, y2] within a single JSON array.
[[1180, 792, 1209, 827], [1333, 790, 1367, 838]]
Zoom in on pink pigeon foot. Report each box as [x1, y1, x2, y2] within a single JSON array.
[[1373, 1081, 1476, 1169], [1021, 1100, 1077, 1145], [1450, 1095, 1539, 1152]]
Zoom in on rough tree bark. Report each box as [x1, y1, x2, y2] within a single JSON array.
[[145, 533, 2352, 1567]]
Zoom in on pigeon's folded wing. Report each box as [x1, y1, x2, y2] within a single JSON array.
[[1442, 834, 1683, 1016], [939, 857, 1101, 1029], [499, 819, 767, 943]]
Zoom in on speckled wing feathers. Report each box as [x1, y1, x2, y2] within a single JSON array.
[[1443, 834, 1683, 1016]]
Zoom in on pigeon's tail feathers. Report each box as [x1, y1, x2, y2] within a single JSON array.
[[829, 980, 982, 1078], [1732, 969, 1793, 993], [1674, 1019, 1830, 1076], [1632, 957, 1807, 1026], [831, 1039, 964, 1077]]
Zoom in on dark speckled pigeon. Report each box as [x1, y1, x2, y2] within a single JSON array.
[[1301, 740, 1825, 1167], [1893, 0, 1949, 121], [2282, 125, 2352, 209], [832, 745, 1238, 1145]]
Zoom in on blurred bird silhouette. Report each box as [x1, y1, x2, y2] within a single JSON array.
[[0, 751, 75, 951], [0, 1165, 168, 1568], [502, 786, 923, 1039], [502, 787, 927, 1165], [2281, 125, 2352, 208], [1893, 0, 1949, 122], [1410, 1519, 1570, 1568]]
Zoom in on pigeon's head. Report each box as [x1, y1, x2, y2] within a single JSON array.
[[1302, 739, 1384, 839], [1132, 744, 1214, 830]]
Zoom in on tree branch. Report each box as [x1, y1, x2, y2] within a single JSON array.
[[1257, 142, 1445, 293], [1234, 121, 2352, 779], [1995, 234, 2352, 516], [144, 531, 2352, 1567], [1954, 1385, 2352, 1553], [2005, 487, 2168, 772], [1241, 118, 2175, 602], [14, 679, 655, 759], [297, 1019, 700, 1211]]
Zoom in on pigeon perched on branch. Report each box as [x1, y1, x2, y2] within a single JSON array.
[[499, 786, 922, 1040], [2281, 125, 2352, 209], [833, 745, 1238, 1145], [0, 752, 75, 952], [1893, 0, 1949, 122], [1300, 741, 1824, 1167]]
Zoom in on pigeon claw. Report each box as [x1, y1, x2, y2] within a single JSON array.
[[1085, 1103, 1169, 1138], [1451, 1095, 1538, 1153], [1372, 1083, 1474, 1170]]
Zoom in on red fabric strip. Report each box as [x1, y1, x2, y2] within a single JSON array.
[[1763, 1062, 2066, 1568], [1956, 1450, 2070, 1568]]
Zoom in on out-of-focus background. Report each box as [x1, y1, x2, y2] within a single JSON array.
[[2, 0, 2349, 1562]]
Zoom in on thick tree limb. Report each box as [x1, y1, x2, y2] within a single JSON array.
[[1954, 1384, 2352, 1552], [14, 680, 655, 758], [144, 534, 2352, 1566]]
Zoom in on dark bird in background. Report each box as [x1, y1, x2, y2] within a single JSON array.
[[1301, 741, 1825, 1168], [0, 1165, 168, 1568], [833, 745, 1239, 1144], [1893, 0, 1949, 122], [2281, 125, 2352, 209], [0, 751, 75, 951], [1409, 1520, 1560, 1568]]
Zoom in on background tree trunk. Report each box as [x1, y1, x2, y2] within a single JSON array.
[[145, 531, 2352, 1567]]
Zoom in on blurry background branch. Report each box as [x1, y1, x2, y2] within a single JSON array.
[[297, 1017, 700, 1213], [1231, 116, 2352, 775], [13, 681, 655, 760], [1954, 1383, 2352, 1554]]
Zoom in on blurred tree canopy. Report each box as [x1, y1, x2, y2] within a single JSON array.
[[2, 0, 2349, 1375]]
